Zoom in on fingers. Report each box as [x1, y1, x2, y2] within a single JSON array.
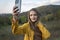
[[13, 6, 18, 10], [13, 6, 19, 16], [13, 9, 19, 14]]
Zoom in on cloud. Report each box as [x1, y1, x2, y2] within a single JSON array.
[[21, 0, 60, 12], [50, 0, 60, 3], [21, 0, 50, 12], [0, 0, 60, 13], [0, 0, 15, 13], [50, 0, 60, 4]]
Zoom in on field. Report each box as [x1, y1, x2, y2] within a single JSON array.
[[0, 19, 60, 40]]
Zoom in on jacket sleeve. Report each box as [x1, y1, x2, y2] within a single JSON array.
[[39, 22, 51, 39], [11, 19, 27, 35], [42, 25, 50, 39]]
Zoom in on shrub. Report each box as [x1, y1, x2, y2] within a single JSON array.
[[40, 14, 54, 22], [19, 15, 27, 24]]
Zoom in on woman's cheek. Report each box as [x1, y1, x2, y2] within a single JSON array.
[[30, 16, 37, 22], [34, 16, 38, 21]]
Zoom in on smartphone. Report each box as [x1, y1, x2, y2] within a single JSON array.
[[15, 0, 22, 13]]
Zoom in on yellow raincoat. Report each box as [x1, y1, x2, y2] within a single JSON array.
[[12, 20, 50, 40]]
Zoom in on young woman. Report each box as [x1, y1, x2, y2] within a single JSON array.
[[12, 6, 50, 40]]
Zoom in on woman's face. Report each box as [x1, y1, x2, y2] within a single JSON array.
[[29, 11, 38, 22]]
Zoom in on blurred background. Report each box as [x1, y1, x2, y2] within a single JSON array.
[[0, 0, 60, 40]]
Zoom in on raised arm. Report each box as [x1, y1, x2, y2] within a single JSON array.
[[11, 6, 27, 35]]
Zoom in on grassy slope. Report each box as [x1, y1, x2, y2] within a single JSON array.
[[0, 19, 60, 40], [45, 20, 60, 40]]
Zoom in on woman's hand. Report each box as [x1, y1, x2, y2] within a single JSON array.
[[12, 6, 19, 22]]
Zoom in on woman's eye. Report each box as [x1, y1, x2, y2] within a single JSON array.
[[30, 14, 32, 16], [30, 14, 37, 16]]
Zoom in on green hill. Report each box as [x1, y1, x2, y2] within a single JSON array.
[[0, 5, 60, 40]]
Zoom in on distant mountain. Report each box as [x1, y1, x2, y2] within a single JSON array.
[[36, 5, 60, 16], [0, 5, 60, 26], [0, 5, 60, 17], [18, 5, 60, 17]]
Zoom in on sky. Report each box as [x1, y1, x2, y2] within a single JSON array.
[[0, 0, 60, 13]]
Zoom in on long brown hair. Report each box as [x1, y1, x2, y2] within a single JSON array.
[[28, 8, 42, 40]]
